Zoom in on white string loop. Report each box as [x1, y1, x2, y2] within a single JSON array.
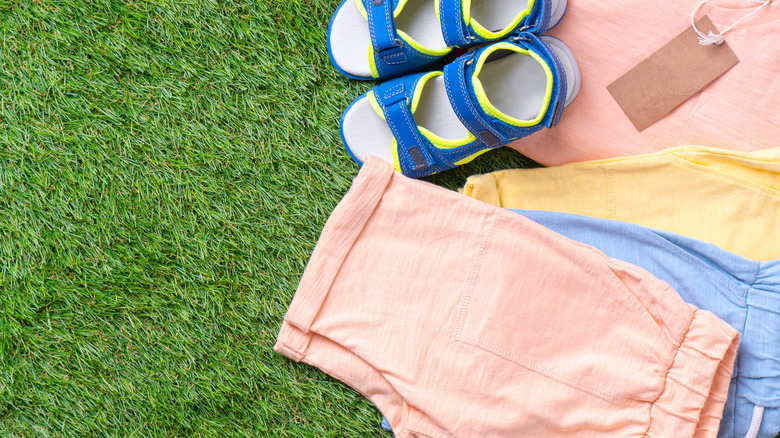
[[744, 405, 765, 438], [691, 0, 771, 45]]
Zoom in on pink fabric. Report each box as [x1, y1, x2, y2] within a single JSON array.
[[275, 157, 740, 437], [510, 0, 780, 165]]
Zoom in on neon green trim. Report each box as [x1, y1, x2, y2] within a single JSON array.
[[420, 127, 475, 149], [471, 43, 552, 127], [391, 139, 402, 172], [469, 0, 534, 40], [453, 147, 492, 166], [411, 71, 438, 110], [394, 0, 409, 16], [368, 46, 379, 78], [397, 30, 451, 56], [355, 0, 367, 18], [367, 90, 385, 119], [367, 71, 439, 117], [461, 0, 471, 26]]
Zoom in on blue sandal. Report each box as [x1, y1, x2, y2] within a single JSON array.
[[327, 0, 567, 80], [339, 33, 580, 178]]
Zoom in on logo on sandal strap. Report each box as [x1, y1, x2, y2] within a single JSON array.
[[478, 130, 501, 148], [550, 100, 563, 127], [408, 147, 427, 170]]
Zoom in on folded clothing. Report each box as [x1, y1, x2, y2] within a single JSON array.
[[462, 146, 780, 261], [275, 157, 739, 437], [511, 209, 780, 438]]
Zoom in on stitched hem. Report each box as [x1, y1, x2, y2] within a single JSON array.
[[282, 157, 395, 333]]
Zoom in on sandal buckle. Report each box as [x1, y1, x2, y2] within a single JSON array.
[[377, 39, 407, 63]]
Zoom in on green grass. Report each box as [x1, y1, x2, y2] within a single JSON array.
[[0, 0, 539, 436]]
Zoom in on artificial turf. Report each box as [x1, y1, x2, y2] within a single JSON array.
[[0, 0, 540, 436]]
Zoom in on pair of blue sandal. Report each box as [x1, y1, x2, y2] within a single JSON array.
[[328, 0, 581, 178]]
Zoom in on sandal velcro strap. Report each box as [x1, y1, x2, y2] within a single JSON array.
[[438, 0, 470, 47], [363, 0, 406, 62], [374, 79, 440, 175], [363, 0, 443, 78]]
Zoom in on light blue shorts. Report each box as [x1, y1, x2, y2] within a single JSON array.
[[511, 210, 780, 438]]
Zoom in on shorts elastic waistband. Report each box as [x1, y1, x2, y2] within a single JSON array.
[[647, 306, 740, 437]]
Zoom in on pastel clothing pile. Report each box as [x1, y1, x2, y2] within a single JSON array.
[[459, 146, 780, 437], [508, 210, 780, 438], [275, 158, 740, 437], [462, 146, 780, 261], [275, 0, 780, 437]]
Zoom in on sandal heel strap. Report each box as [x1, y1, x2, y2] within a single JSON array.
[[524, 0, 554, 34], [513, 33, 568, 128]]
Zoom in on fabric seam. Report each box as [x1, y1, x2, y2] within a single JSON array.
[[668, 154, 780, 201], [688, 111, 774, 151], [453, 209, 498, 340], [648, 231, 750, 303]]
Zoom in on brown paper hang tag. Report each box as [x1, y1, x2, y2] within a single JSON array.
[[607, 16, 739, 132]]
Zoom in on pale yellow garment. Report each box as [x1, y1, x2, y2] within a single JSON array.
[[461, 146, 780, 261]]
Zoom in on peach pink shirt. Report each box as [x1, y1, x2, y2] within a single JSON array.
[[510, 0, 780, 166]]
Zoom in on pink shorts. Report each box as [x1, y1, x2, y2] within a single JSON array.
[[275, 157, 740, 437]]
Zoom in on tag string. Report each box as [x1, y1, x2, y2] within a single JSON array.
[[691, 0, 771, 45]]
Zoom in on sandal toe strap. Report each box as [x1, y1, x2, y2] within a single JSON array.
[[524, 0, 555, 34], [438, 0, 470, 47], [375, 80, 441, 176], [364, 0, 444, 78], [363, 0, 405, 62]]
